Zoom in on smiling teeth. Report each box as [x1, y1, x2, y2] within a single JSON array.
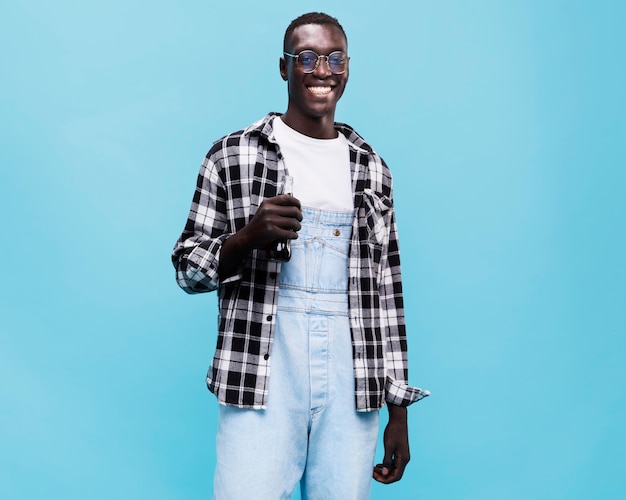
[[308, 86, 332, 96]]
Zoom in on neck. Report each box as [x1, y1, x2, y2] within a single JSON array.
[[280, 111, 338, 139]]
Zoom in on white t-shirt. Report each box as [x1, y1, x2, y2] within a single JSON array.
[[272, 116, 353, 212]]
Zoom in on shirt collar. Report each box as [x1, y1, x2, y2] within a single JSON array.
[[243, 113, 373, 154]]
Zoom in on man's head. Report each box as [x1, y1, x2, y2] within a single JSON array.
[[280, 12, 349, 137]]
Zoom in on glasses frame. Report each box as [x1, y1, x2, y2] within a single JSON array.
[[283, 50, 349, 75]]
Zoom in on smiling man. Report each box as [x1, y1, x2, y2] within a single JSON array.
[[172, 12, 429, 499]]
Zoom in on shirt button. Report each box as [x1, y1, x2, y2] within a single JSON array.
[[266, 315, 272, 322], [333, 229, 341, 236], [264, 353, 270, 360], [270, 272, 277, 279]]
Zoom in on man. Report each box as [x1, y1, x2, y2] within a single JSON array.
[[172, 12, 429, 499]]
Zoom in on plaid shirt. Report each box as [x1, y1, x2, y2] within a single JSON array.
[[172, 113, 429, 411]]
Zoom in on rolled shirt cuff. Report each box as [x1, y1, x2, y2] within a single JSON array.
[[385, 376, 430, 407]]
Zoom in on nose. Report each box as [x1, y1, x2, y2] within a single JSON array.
[[312, 55, 332, 77]]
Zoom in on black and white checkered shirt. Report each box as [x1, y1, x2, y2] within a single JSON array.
[[172, 113, 429, 411]]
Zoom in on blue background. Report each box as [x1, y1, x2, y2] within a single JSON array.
[[1, 1, 625, 499]]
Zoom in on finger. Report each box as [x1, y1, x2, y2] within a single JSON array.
[[373, 464, 402, 484], [268, 206, 302, 225], [271, 228, 300, 241], [385, 454, 408, 483], [280, 207, 303, 223], [274, 194, 301, 209], [372, 446, 395, 481], [257, 199, 302, 223], [373, 463, 389, 475], [261, 208, 301, 229], [373, 450, 409, 484], [372, 463, 389, 482], [379, 467, 402, 484], [382, 448, 394, 472], [273, 215, 301, 233]]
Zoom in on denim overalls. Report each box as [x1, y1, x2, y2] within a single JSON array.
[[214, 208, 379, 499]]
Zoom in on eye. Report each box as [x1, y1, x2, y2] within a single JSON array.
[[298, 51, 317, 66], [328, 52, 346, 65]]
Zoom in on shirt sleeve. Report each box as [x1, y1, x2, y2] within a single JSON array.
[[380, 208, 430, 406], [171, 155, 242, 294]]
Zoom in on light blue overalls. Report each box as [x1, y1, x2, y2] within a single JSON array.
[[214, 208, 379, 499]]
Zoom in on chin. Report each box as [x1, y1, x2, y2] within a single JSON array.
[[305, 104, 337, 120]]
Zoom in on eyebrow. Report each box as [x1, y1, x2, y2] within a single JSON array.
[[292, 47, 347, 54]]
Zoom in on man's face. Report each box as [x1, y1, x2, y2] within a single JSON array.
[[280, 23, 349, 122]]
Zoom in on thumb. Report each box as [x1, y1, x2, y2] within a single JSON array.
[[382, 448, 394, 474]]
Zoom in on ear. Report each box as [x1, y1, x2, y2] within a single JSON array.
[[279, 57, 288, 81]]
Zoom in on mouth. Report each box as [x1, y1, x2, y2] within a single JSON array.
[[307, 86, 333, 96]]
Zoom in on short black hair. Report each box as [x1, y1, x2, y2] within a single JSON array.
[[283, 12, 347, 52]]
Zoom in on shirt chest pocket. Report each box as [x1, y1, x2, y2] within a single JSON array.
[[361, 189, 393, 278], [363, 189, 392, 243]]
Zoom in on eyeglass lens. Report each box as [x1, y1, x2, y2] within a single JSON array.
[[297, 51, 347, 74]]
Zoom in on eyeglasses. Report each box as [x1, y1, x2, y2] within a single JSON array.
[[283, 50, 349, 75]]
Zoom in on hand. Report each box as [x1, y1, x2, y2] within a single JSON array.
[[219, 195, 302, 278], [241, 194, 302, 250], [373, 404, 410, 484]]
